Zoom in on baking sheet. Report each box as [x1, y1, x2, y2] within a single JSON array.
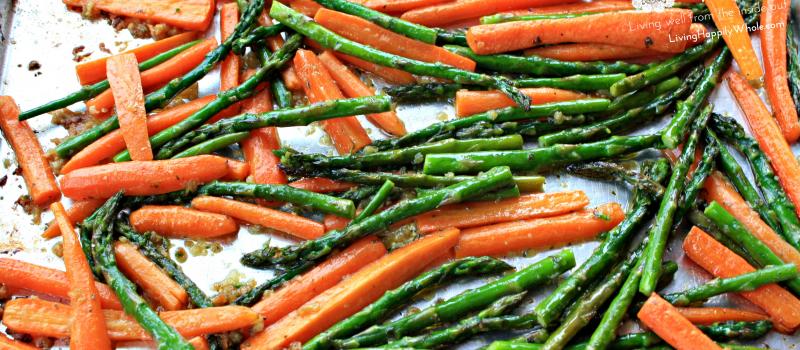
[[0, 1, 799, 349]]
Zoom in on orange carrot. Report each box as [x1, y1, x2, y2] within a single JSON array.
[[294, 49, 371, 154], [706, 0, 763, 85], [2, 298, 258, 341], [455, 203, 624, 258], [106, 53, 153, 161], [318, 51, 407, 136], [239, 68, 287, 188], [702, 171, 800, 272], [241, 228, 460, 350], [51, 202, 112, 350], [455, 88, 587, 117], [334, 52, 416, 85], [315, 9, 476, 71], [73, 32, 196, 85], [637, 293, 723, 350], [191, 196, 324, 240], [683, 226, 800, 333], [525, 44, 658, 62], [60, 155, 230, 199], [130, 205, 239, 239], [42, 199, 105, 239], [251, 236, 387, 324], [289, 177, 356, 193], [415, 191, 590, 234], [221, 158, 250, 181], [400, 0, 572, 27], [0, 258, 121, 310], [62, 0, 214, 31], [676, 307, 770, 325], [364, 0, 452, 13], [86, 38, 217, 117], [260, 14, 304, 92], [114, 241, 188, 310], [324, 214, 351, 232], [727, 71, 800, 218], [0, 96, 60, 206], [500, 0, 633, 16], [214, 3, 242, 122], [0, 336, 37, 350], [760, 0, 800, 142], [466, 9, 693, 55], [188, 337, 210, 350], [288, 0, 323, 16]]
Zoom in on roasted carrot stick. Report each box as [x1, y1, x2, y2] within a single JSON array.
[[324, 214, 351, 232], [42, 199, 104, 239], [466, 9, 693, 55], [455, 203, 624, 258], [702, 171, 800, 273], [61, 0, 215, 31], [334, 52, 416, 85], [130, 205, 239, 239], [706, 0, 763, 85], [0, 258, 121, 310], [60, 155, 229, 199], [221, 158, 250, 181], [676, 307, 770, 325], [400, 0, 572, 27], [73, 32, 196, 85], [683, 226, 800, 333], [364, 0, 452, 13], [106, 53, 153, 161], [289, 177, 356, 193], [191, 196, 324, 240], [251, 236, 386, 324], [318, 51, 407, 136], [761, 0, 800, 142], [240, 67, 287, 188], [214, 3, 242, 121], [0, 335, 37, 350], [416, 191, 589, 234], [0, 96, 60, 206], [315, 9, 476, 72], [455, 88, 587, 117], [500, 0, 633, 16], [86, 38, 217, 117], [525, 44, 662, 62], [114, 241, 188, 311], [260, 14, 303, 91], [241, 228, 460, 349], [727, 71, 800, 218], [2, 298, 258, 341], [294, 49, 371, 154], [637, 294, 723, 350]]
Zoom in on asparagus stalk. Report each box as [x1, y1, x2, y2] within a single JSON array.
[[198, 181, 356, 219], [54, 0, 266, 159], [304, 256, 513, 350], [271, 2, 531, 109], [566, 161, 665, 197], [422, 134, 660, 175], [675, 131, 720, 218], [488, 334, 768, 350], [383, 83, 463, 103], [170, 131, 250, 158], [314, 0, 439, 44], [339, 185, 380, 202], [258, 44, 294, 109], [233, 261, 314, 306], [479, 12, 595, 24], [416, 185, 521, 202], [336, 250, 577, 348], [242, 166, 514, 268], [606, 77, 681, 113], [435, 29, 467, 46], [788, 21, 800, 117], [353, 180, 394, 223], [663, 263, 798, 306], [18, 40, 201, 120], [232, 23, 288, 54], [444, 45, 647, 76], [639, 105, 712, 295], [699, 320, 773, 341]]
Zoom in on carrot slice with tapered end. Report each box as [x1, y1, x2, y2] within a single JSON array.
[[114, 241, 188, 310], [86, 39, 217, 117], [52, 202, 112, 350], [364, 0, 452, 13], [130, 205, 239, 239], [74, 32, 196, 85], [727, 71, 800, 218], [683, 226, 800, 333], [191, 196, 324, 240], [2, 298, 258, 341], [318, 51, 406, 136], [0, 96, 60, 206], [400, 0, 573, 27], [62, 0, 214, 31], [107, 53, 152, 161], [213, 3, 242, 122], [760, 0, 800, 142], [60, 155, 229, 199], [455, 203, 624, 258], [335, 52, 416, 85], [242, 228, 459, 350], [0, 335, 37, 350], [638, 294, 723, 350], [706, 0, 763, 85], [315, 9, 476, 71], [251, 236, 387, 324], [42, 199, 105, 238], [500, 0, 633, 16], [0, 258, 121, 310], [416, 191, 589, 234], [466, 9, 693, 55], [289, 177, 356, 193], [455, 88, 587, 117], [676, 307, 770, 325]]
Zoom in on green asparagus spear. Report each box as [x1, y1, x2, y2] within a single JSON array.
[[382, 83, 463, 103], [435, 29, 467, 46], [170, 131, 250, 158], [444, 45, 647, 76], [336, 250, 576, 348], [566, 161, 664, 196], [640, 105, 711, 295], [339, 185, 381, 202], [18, 40, 201, 120], [788, 22, 800, 117], [242, 166, 514, 268], [417, 185, 521, 202], [516, 74, 626, 91], [699, 320, 773, 341], [304, 256, 513, 350], [353, 180, 394, 223], [233, 261, 314, 306], [423, 134, 660, 175], [314, 0, 439, 43], [664, 263, 798, 306], [54, 0, 266, 159], [479, 12, 595, 24], [609, 35, 720, 97], [675, 131, 720, 218], [271, 2, 530, 109], [606, 77, 681, 113], [488, 333, 769, 350], [258, 44, 294, 109], [232, 23, 288, 54]]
